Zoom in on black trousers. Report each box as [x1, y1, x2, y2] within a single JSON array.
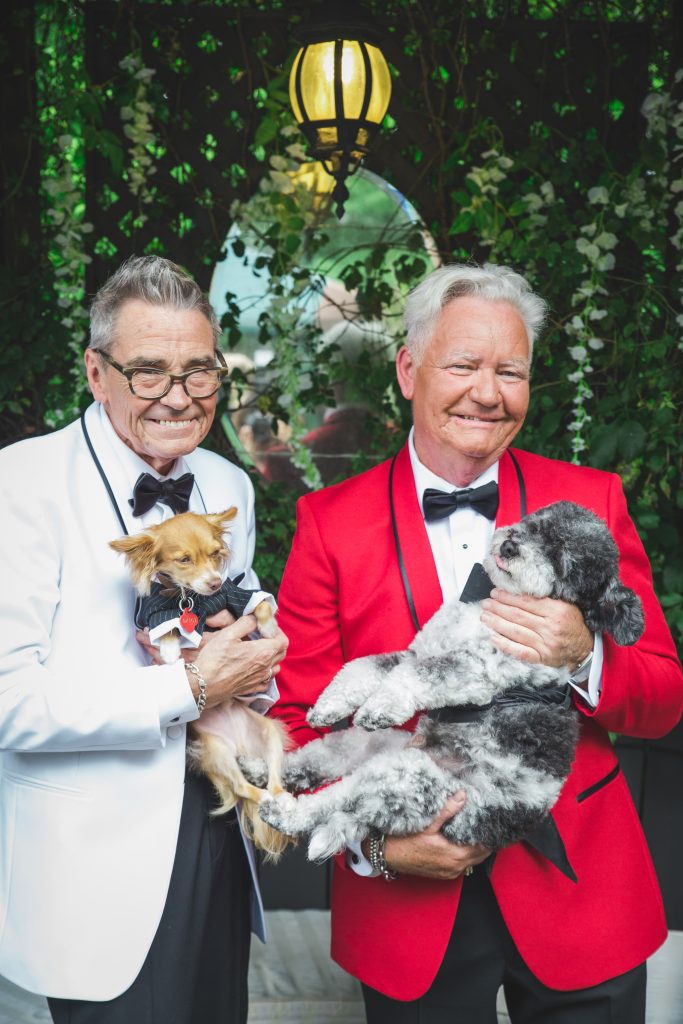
[[362, 865, 646, 1024], [49, 770, 252, 1024]]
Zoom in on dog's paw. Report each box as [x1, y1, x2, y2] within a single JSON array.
[[307, 701, 344, 728], [354, 692, 416, 730], [307, 826, 345, 862], [258, 792, 300, 835], [237, 755, 268, 788]]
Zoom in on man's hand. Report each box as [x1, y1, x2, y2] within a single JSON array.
[[376, 792, 491, 880], [193, 615, 288, 708], [480, 589, 593, 673], [136, 614, 288, 708]]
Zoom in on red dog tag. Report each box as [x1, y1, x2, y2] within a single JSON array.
[[179, 609, 199, 632]]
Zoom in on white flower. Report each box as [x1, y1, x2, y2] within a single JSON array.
[[588, 337, 605, 350], [285, 143, 308, 161], [269, 154, 289, 172], [523, 193, 543, 212], [596, 253, 616, 272], [588, 186, 609, 205], [641, 93, 665, 117], [540, 181, 555, 203], [595, 231, 618, 250], [576, 238, 600, 262], [569, 346, 588, 361]]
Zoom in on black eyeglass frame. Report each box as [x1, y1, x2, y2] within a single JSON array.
[[98, 348, 230, 400]]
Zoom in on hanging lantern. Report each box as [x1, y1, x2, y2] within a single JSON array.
[[289, 14, 392, 218]]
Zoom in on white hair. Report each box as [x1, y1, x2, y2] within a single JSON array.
[[403, 263, 547, 363], [89, 255, 220, 353]]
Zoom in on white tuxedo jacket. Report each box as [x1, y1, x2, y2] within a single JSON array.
[[0, 402, 265, 999]]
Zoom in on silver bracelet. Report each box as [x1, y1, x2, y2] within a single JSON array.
[[368, 830, 398, 881], [185, 662, 207, 716]]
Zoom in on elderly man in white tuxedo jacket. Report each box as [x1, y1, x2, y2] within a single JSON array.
[[0, 256, 288, 1024]]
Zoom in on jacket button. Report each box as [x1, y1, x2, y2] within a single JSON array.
[[167, 724, 183, 740]]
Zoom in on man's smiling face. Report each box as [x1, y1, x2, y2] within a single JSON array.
[[396, 296, 531, 486], [84, 298, 219, 475]]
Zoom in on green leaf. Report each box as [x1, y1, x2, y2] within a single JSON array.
[[618, 422, 647, 460]]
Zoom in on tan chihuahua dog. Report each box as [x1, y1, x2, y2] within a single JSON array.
[[110, 510, 291, 859]]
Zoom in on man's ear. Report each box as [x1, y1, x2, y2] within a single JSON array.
[[584, 578, 645, 647], [84, 348, 107, 403], [396, 346, 417, 401]]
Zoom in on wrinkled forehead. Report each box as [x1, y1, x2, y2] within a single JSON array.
[[112, 300, 216, 364]]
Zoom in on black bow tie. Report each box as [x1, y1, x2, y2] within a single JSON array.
[[129, 472, 195, 517], [422, 480, 499, 523]]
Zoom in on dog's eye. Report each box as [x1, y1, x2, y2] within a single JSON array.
[[175, 555, 192, 564]]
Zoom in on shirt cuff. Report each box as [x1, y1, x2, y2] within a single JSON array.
[[153, 661, 199, 726], [568, 633, 603, 708], [346, 839, 378, 877], [242, 591, 277, 616], [236, 676, 280, 715]]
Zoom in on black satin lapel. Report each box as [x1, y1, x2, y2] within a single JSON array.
[[524, 815, 577, 882]]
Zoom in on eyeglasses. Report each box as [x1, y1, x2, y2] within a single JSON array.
[[98, 350, 230, 399]]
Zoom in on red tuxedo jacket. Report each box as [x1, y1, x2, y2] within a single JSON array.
[[273, 444, 683, 1000]]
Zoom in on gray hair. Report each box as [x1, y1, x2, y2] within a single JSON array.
[[403, 263, 547, 363], [89, 255, 220, 353]]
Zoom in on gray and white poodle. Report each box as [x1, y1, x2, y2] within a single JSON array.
[[258, 502, 644, 862]]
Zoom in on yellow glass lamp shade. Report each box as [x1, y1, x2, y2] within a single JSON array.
[[289, 38, 391, 161]]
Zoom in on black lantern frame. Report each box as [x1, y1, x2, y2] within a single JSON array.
[[290, 17, 390, 218]]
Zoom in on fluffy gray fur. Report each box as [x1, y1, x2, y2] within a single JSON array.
[[259, 501, 644, 862]]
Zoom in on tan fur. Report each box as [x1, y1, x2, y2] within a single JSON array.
[[110, 510, 292, 860]]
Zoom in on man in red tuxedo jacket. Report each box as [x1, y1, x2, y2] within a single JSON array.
[[272, 264, 683, 1023]]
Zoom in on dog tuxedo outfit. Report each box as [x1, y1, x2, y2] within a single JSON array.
[[135, 575, 274, 650]]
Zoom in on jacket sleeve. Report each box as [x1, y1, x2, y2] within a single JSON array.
[[0, 447, 200, 754], [272, 496, 342, 747], [578, 472, 683, 737]]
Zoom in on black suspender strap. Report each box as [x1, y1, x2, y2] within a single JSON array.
[[81, 414, 129, 535], [389, 452, 420, 632], [507, 448, 527, 518]]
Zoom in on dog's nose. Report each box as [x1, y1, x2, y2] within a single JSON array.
[[500, 538, 519, 559], [208, 577, 222, 593]]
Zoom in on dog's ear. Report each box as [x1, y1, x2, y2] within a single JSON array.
[[584, 578, 645, 646], [109, 533, 159, 594], [205, 508, 238, 532]]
